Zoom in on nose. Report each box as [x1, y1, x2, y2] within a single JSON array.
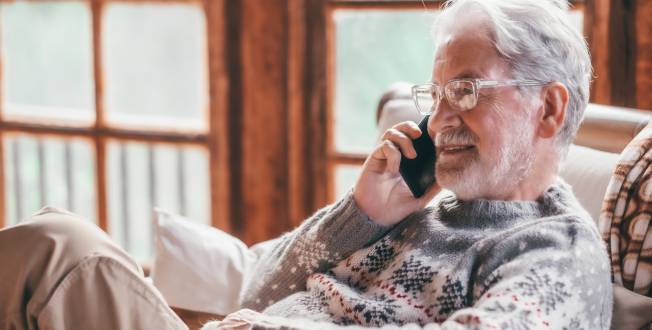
[[427, 99, 463, 137]]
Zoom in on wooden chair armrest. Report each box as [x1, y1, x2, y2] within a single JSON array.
[[171, 306, 226, 330]]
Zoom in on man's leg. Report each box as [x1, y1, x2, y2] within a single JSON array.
[[0, 207, 188, 330]]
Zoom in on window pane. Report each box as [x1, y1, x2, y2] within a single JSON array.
[[333, 10, 437, 154], [103, 3, 208, 131], [0, 1, 95, 124], [2, 134, 96, 226], [334, 164, 363, 201], [569, 10, 584, 34], [106, 141, 210, 261]]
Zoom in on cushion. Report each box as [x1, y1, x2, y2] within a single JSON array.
[[376, 99, 425, 145], [150, 208, 278, 315], [559, 144, 620, 224]]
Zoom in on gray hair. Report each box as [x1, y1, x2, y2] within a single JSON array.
[[432, 0, 592, 157]]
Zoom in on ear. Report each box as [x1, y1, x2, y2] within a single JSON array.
[[537, 82, 568, 139]]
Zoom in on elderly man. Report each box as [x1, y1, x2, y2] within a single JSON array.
[[209, 0, 614, 329], [0, 0, 640, 329]]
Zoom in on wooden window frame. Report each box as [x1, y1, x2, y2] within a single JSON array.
[[0, 0, 230, 232], [0, 0, 326, 247]]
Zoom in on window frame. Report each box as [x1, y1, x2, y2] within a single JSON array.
[[0, 0, 229, 232]]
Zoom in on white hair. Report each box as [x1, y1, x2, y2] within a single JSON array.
[[432, 0, 592, 158]]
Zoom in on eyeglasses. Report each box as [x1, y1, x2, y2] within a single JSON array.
[[411, 79, 548, 114]]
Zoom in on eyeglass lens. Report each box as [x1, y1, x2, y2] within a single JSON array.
[[415, 81, 477, 114], [445, 81, 476, 111], [415, 90, 437, 115]]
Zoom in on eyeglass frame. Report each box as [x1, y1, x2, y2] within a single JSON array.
[[411, 78, 548, 114]]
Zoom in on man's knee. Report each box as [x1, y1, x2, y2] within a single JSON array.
[[21, 207, 105, 245], [0, 208, 179, 330], [1, 207, 140, 278]]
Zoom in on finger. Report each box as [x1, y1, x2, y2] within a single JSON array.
[[392, 121, 422, 139], [371, 140, 401, 174], [380, 121, 421, 142], [382, 128, 418, 159], [216, 318, 250, 330], [382, 141, 402, 174]]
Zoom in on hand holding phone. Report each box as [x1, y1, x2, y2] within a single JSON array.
[[399, 115, 437, 198], [353, 116, 440, 226]]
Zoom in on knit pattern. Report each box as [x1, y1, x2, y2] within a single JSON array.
[[241, 184, 613, 330]]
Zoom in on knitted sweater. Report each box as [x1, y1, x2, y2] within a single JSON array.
[[240, 182, 613, 329]]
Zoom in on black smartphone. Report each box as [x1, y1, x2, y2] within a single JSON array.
[[399, 115, 437, 198]]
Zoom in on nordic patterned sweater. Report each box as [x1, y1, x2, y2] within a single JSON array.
[[239, 182, 613, 330]]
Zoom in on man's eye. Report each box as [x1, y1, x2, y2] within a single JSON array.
[[463, 88, 473, 94]]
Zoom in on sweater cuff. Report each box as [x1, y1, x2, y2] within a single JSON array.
[[325, 189, 394, 250]]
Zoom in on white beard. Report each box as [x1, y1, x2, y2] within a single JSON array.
[[434, 113, 536, 201]]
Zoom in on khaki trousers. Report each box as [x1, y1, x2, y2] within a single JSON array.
[[0, 207, 188, 330]]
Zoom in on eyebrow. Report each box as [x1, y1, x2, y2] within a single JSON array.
[[429, 72, 482, 84], [456, 72, 480, 79]]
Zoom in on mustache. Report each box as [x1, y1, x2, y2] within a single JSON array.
[[435, 128, 478, 147]]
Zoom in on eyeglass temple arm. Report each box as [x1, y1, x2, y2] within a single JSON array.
[[478, 80, 548, 88]]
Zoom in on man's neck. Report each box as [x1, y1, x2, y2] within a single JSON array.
[[501, 173, 558, 201], [502, 148, 560, 202]]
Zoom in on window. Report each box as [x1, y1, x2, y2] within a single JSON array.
[[102, 2, 208, 131], [0, 0, 213, 261], [3, 134, 96, 225], [1, 1, 95, 125], [105, 141, 209, 260], [326, 1, 584, 202]]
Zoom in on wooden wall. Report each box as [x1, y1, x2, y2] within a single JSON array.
[[208, 0, 328, 246], [586, 0, 652, 110]]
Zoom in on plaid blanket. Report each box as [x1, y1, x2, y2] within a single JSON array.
[[599, 122, 652, 310]]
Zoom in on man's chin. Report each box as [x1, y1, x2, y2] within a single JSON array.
[[435, 160, 507, 201], [435, 167, 484, 201]]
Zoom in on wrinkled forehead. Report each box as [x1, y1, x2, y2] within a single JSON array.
[[430, 31, 509, 84]]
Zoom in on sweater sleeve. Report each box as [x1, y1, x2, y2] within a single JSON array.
[[240, 191, 394, 311], [248, 216, 613, 330]]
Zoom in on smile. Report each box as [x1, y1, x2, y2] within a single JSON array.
[[441, 145, 474, 152]]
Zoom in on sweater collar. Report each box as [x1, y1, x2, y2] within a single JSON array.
[[437, 182, 574, 228]]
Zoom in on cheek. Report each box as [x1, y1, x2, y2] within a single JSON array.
[[465, 92, 534, 156], [481, 131, 510, 159], [462, 114, 505, 154]]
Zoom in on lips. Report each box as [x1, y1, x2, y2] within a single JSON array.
[[441, 145, 474, 152]]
